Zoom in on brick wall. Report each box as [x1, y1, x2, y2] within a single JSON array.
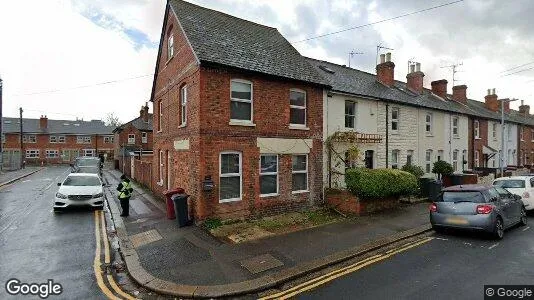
[[116, 124, 153, 151], [470, 118, 489, 168], [518, 125, 534, 167]]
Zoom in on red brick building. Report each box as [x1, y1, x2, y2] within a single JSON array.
[[150, 0, 328, 220], [2, 116, 114, 168]]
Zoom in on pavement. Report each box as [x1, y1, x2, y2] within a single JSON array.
[[103, 169, 432, 298], [0, 166, 43, 187]]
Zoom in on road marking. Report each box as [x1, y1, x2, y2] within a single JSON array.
[[488, 243, 499, 250], [523, 226, 530, 231], [260, 237, 434, 300], [94, 211, 121, 300], [434, 237, 449, 241]]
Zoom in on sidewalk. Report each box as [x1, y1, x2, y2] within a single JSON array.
[[103, 169, 431, 298], [0, 167, 43, 187]]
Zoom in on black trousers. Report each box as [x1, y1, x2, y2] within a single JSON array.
[[119, 197, 130, 216]]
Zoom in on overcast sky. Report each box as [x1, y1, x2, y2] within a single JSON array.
[[1, 0, 533, 122]]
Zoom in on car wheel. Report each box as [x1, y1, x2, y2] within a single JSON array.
[[520, 207, 528, 226], [492, 217, 504, 240], [432, 225, 445, 234]]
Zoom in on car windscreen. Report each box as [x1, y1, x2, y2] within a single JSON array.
[[493, 180, 525, 188], [77, 167, 99, 173], [77, 159, 100, 167], [63, 176, 101, 186], [439, 191, 486, 203]]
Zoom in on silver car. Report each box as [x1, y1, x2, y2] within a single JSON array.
[[430, 184, 527, 239]]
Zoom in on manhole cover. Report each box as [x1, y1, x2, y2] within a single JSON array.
[[130, 229, 162, 248], [240, 254, 284, 274]]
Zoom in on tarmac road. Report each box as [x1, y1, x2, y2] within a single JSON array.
[[0, 166, 133, 299], [298, 218, 534, 300]]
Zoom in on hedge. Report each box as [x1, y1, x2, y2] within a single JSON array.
[[345, 168, 418, 199]]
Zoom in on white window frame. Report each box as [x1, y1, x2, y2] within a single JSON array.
[[83, 149, 95, 157], [492, 123, 497, 140], [158, 100, 163, 133], [104, 136, 113, 144], [474, 120, 480, 139], [290, 89, 307, 127], [452, 116, 459, 137], [292, 154, 308, 193], [49, 135, 57, 143], [167, 34, 174, 60], [425, 113, 432, 134], [23, 135, 36, 143], [391, 108, 399, 133], [58, 135, 66, 143], [46, 149, 59, 158], [26, 149, 39, 158], [425, 150, 432, 173], [453, 150, 459, 171], [77, 136, 91, 144], [474, 150, 480, 167], [128, 134, 135, 144], [230, 79, 253, 123], [219, 151, 242, 202], [259, 154, 279, 197], [344, 100, 356, 129], [141, 132, 148, 144], [158, 150, 164, 185], [180, 85, 187, 126], [391, 150, 399, 169]]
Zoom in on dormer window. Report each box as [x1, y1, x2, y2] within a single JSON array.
[[167, 34, 174, 60]]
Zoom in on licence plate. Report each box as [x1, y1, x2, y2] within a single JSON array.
[[445, 217, 469, 225]]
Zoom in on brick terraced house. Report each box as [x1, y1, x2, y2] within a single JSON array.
[[150, 0, 329, 220], [2, 116, 114, 168]]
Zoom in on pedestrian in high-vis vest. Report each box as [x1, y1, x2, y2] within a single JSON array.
[[116, 175, 133, 217]]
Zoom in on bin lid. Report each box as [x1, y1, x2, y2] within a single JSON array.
[[164, 188, 185, 196], [171, 193, 190, 200]]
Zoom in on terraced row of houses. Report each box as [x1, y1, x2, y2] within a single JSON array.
[[143, 0, 534, 220]]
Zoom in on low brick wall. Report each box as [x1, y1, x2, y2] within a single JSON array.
[[325, 189, 400, 216], [133, 158, 152, 190]]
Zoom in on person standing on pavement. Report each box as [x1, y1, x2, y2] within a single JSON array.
[[116, 175, 133, 217]]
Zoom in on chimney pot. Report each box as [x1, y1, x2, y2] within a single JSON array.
[[492, 88, 496, 95], [431, 79, 448, 99], [409, 64, 415, 73], [415, 62, 421, 72], [385, 52, 392, 62], [380, 54, 385, 64]]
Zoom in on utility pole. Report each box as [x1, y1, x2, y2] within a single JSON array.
[[348, 50, 363, 68], [19, 107, 24, 169]]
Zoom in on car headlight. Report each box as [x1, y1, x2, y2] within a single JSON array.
[[93, 192, 104, 198], [56, 192, 68, 199]]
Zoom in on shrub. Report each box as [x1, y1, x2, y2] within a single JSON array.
[[345, 168, 418, 199], [432, 160, 453, 179], [203, 218, 222, 230], [401, 164, 425, 178]]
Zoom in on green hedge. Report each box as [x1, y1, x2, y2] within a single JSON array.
[[345, 168, 418, 199]]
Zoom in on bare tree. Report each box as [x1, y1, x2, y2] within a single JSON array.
[[104, 112, 122, 127]]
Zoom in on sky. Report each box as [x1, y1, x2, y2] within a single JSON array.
[[1, 0, 533, 123]]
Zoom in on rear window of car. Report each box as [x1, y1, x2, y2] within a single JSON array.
[[493, 180, 525, 188], [439, 191, 486, 203]]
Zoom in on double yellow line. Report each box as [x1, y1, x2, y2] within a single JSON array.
[[94, 210, 137, 300], [260, 237, 434, 300]]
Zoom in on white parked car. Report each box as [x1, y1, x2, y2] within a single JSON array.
[[493, 176, 534, 211], [54, 173, 104, 212]]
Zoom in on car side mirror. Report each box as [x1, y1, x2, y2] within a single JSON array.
[[57, 183, 61, 186]]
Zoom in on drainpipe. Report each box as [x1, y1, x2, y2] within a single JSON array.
[[385, 102, 389, 168]]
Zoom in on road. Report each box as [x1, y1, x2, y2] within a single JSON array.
[[0, 167, 136, 299], [297, 218, 534, 300]]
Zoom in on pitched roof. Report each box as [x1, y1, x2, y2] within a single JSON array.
[[2, 117, 114, 135], [167, 0, 328, 86], [114, 115, 153, 133], [306, 57, 534, 126]]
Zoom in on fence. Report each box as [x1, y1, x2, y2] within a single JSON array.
[[2, 150, 21, 170], [133, 158, 152, 190]]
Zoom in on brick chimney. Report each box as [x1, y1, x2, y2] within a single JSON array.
[[376, 52, 395, 87], [499, 98, 511, 113], [519, 100, 530, 116], [452, 85, 468, 104], [139, 103, 149, 123], [39, 115, 48, 129], [484, 88, 499, 112], [406, 62, 424, 94], [431, 79, 448, 99]]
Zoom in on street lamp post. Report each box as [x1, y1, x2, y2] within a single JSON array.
[[500, 98, 519, 177]]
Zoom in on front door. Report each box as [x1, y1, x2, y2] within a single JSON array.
[[364, 150, 374, 169]]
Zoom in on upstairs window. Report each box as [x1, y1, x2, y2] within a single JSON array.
[[104, 136, 113, 144], [345, 101, 356, 129], [23, 135, 36, 143], [158, 100, 163, 132], [77, 136, 91, 144], [167, 34, 174, 60], [180, 85, 187, 126], [425, 113, 432, 134], [391, 108, 399, 132], [128, 134, 135, 144], [474, 120, 480, 139], [58, 135, 66, 143], [50, 135, 58, 143], [290, 89, 307, 126], [230, 80, 253, 122], [142, 132, 148, 144], [452, 117, 459, 136]]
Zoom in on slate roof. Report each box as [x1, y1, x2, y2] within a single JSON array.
[[114, 115, 153, 133], [306, 57, 534, 126], [2, 117, 114, 135], [168, 0, 328, 86]]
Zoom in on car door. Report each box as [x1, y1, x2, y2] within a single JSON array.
[[495, 186, 521, 223], [490, 187, 510, 227]]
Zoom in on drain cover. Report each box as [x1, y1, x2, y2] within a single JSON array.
[[240, 254, 284, 274]]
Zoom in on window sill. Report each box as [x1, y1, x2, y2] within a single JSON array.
[[178, 123, 187, 128], [156, 181, 163, 187], [229, 121, 256, 127], [292, 190, 309, 195], [475, 137, 481, 140], [391, 131, 399, 135], [289, 125, 310, 130], [165, 55, 174, 65], [425, 133, 433, 137], [260, 193, 279, 198], [219, 198, 242, 203]]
